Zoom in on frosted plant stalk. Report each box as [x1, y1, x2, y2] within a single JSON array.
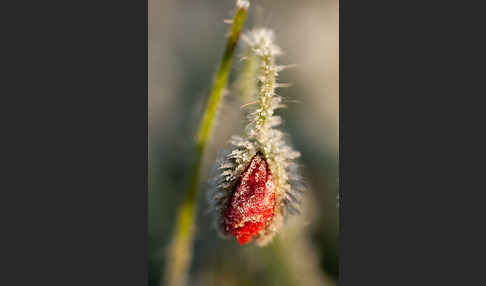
[[165, 1, 249, 285]]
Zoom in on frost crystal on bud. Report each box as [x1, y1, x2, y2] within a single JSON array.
[[208, 28, 303, 246]]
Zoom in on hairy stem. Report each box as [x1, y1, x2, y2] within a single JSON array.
[[165, 2, 249, 286]]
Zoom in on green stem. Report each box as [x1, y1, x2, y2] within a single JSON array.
[[165, 2, 249, 286]]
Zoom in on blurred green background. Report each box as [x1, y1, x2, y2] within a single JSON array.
[[149, 0, 338, 285]]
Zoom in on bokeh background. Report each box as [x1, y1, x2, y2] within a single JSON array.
[[149, 0, 338, 285]]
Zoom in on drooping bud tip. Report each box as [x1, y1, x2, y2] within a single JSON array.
[[223, 153, 276, 245]]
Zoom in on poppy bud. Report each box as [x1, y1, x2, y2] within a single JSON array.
[[207, 29, 303, 246]]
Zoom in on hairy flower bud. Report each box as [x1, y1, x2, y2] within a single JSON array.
[[207, 28, 304, 246]]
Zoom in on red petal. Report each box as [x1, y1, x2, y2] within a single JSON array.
[[224, 153, 276, 245]]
